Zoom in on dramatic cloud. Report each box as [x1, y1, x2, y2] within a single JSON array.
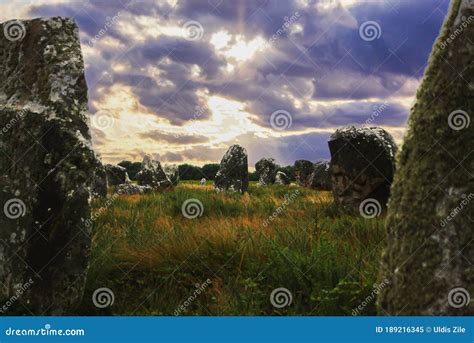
[[4, 0, 449, 165]]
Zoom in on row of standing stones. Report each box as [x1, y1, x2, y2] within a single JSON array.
[[0, 0, 472, 315]]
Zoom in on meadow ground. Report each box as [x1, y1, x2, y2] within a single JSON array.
[[81, 181, 386, 315]]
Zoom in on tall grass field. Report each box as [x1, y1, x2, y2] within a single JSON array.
[[81, 181, 386, 315]]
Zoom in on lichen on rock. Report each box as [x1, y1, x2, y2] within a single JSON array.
[[378, 0, 474, 315], [0, 17, 95, 315]]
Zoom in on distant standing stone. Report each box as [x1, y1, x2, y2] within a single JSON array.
[[163, 164, 180, 186], [309, 161, 331, 190], [275, 171, 290, 185], [255, 158, 277, 186], [214, 145, 249, 193], [200, 178, 207, 186], [136, 155, 172, 189], [294, 160, 314, 187], [105, 164, 130, 186], [328, 126, 397, 209], [0, 17, 95, 314]]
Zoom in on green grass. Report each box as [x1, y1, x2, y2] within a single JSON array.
[[80, 182, 386, 316]]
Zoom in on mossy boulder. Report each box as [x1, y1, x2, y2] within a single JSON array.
[[378, 0, 474, 315], [136, 155, 171, 190], [214, 145, 249, 193], [294, 160, 314, 187], [275, 171, 290, 185], [0, 17, 95, 314], [255, 157, 277, 186], [105, 164, 130, 186], [309, 161, 331, 190], [328, 126, 397, 209]]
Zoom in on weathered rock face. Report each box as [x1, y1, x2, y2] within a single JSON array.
[[92, 162, 108, 198], [275, 171, 290, 185], [309, 161, 331, 190], [328, 126, 397, 209], [0, 17, 95, 314], [136, 155, 171, 189], [163, 164, 179, 186], [105, 164, 130, 186], [115, 183, 153, 195], [379, 0, 474, 315], [214, 145, 249, 193], [255, 158, 277, 186], [294, 160, 314, 187]]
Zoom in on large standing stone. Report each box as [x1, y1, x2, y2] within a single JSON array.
[[294, 160, 314, 187], [328, 126, 397, 209], [92, 162, 108, 198], [309, 161, 331, 190], [255, 158, 277, 186], [379, 0, 473, 315], [136, 155, 172, 189], [163, 164, 179, 186], [0, 17, 95, 314], [105, 164, 130, 186], [214, 145, 249, 193], [275, 171, 290, 185]]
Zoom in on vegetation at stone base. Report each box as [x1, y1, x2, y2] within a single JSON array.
[[81, 182, 384, 315], [118, 161, 296, 182]]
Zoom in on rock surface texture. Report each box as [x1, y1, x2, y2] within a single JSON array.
[[275, 171, 290, 185], [309, 161, 331, 190], [328, 126, 397, 209], [255, 158, 277, 186], [0, 17, 95, 314], [163, 164, 179, 186], [115, 183, 153, 195], [136, 155, 172, 189], [378, 0, 473, 315], [214, 145, 249, 193], [105, 164, 130, 186], [92, 162, 108, 198]]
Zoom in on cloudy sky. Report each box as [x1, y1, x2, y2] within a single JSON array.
[[2, 0, 450, 166]]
